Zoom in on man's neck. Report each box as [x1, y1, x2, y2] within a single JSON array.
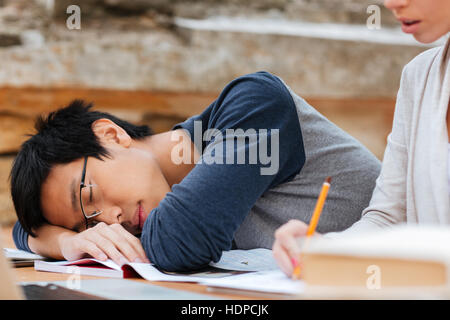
[[140, 129, 199, 188]]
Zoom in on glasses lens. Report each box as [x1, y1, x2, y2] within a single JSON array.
[[80, 184, 104, 218]]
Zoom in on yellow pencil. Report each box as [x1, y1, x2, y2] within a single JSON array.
[[292, 176, 331, 280]]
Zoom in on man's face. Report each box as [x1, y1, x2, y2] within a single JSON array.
[[40, 123, 171, 235], [384, 0, 450, 43]]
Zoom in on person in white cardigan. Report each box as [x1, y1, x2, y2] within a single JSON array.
[[273, 0, 450, 277]]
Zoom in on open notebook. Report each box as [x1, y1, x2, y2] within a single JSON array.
[[3, 248, 46, 267], [34, 248, 279, 283]]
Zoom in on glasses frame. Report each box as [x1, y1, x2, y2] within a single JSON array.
[[79, 156, 103, 230]]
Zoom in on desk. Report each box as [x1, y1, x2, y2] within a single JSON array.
[[1, 225, 271, 300], [4, 225, 444, 300]]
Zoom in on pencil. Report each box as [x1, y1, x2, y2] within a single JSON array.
[[292, 176, 331, 280]]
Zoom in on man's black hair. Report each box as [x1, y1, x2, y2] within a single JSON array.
[[10, 100, 153, 237]]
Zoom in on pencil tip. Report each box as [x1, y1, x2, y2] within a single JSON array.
[[325, 176, 332, 184]]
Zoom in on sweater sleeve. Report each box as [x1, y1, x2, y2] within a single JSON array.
[[12, 220, 32, 252], [140, 72, 305, 271]]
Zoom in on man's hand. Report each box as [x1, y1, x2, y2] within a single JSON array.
[[272, 219, 309, 276], [59, 222, 149, 266]]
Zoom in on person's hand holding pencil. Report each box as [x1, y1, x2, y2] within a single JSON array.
[[272, 177, 331, 278]]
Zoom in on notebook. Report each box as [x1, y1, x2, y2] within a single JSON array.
[[35, 248, 279, 282], [300, 224, 450, 288], [201, 269, 305, 296], [3, 248, 46, 267]]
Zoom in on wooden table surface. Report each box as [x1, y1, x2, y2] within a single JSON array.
[[0, 225, 277, 300]]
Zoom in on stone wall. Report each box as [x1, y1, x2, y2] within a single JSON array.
[[52, 0, 397, 25], [0, 0, 427, 94]]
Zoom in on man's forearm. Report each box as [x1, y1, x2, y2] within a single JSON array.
[[28, 223, 75, 260]]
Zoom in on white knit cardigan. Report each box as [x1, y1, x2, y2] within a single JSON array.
[[334, 35, 450, 235]]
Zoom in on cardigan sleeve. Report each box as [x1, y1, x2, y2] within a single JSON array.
[[326, 66, 411, 237]]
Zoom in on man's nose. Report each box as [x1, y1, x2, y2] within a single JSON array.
[[384, 0, 409, 11], [96, 206, 123, 225]]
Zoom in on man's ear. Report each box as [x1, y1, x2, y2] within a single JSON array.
[[91, 119, 131, 148]]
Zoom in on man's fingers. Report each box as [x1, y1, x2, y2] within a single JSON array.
[[87, 223, 148, 264], [85, 231, 128, 266], [94, 223, 141, 263], [77, 239, 107, 261], [109, 224, 149, 263]]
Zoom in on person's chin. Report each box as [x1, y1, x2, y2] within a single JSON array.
[[413, 34, 434, 44], [412, 29, 444, 44], [120, 220, 141, 236]]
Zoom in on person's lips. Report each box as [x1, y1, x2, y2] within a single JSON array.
[[134, 203, 145, 231], [138, 204, 145, 230], [398, 18, 421, 34]]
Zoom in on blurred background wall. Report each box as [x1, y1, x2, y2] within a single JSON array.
[[0, 0, 444, 226]]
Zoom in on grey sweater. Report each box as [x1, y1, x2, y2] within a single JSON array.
[[234, 77, 381, 249]]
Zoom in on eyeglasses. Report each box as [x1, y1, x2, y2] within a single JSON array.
[[79, 156, 104, 230]]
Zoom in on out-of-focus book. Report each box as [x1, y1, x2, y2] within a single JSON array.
[[301, 225, 450, 289]]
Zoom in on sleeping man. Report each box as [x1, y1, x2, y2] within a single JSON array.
[[11, 71, 380, 271]]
